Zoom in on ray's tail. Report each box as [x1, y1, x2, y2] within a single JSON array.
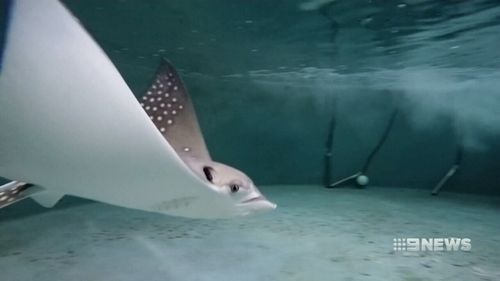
[[0, 181, 39, 208]]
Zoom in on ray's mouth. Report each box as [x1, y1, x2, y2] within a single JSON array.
[[241, 195, 265, 204], [239, 195, 277, 211]]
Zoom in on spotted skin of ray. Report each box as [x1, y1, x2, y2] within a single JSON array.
[[141, 71, 184, 134], [137, 59, 214, 167]]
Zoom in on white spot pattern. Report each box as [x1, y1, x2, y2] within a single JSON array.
[[139, 65, 187, 135]]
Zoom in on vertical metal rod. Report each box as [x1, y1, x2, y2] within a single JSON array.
[[324, 113, 336, 188], [361, 108, 399, 174], [328, 107, 398, 188]]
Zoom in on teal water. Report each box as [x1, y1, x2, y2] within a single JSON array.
[[2, 1, 500, 280], [60, 0, 500, 194]]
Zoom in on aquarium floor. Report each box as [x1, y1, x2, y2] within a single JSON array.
[[0, 185, 499, 281]]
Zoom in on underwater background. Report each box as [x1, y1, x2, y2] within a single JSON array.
[[57, 0, 500, 194], [1, 0, 500, 193], [1, 1, 500, 281]]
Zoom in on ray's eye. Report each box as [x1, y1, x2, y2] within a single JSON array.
[[229, 184, 240, 193]]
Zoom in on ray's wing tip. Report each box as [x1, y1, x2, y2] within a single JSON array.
[[160, 57, 171, 65], [159, 57, 176, 72]]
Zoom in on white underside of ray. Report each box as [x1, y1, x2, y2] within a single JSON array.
[[0, 0, 230, 218]]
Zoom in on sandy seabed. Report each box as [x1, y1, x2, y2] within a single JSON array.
[[1, 185, 499, 281]]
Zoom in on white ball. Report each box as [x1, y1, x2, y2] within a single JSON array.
[[356, 175, 369, 186]]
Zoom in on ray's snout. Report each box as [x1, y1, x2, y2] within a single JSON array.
[[239, 193, 277, 214], [260, 198, 277, 211]]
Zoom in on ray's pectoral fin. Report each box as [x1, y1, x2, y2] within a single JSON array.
[[139, 59, 212, 165]]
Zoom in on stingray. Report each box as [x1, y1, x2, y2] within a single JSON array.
[[0, 0, 276, 218]]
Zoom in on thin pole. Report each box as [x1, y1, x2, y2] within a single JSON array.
[[329, 172, 361, 188], [328, 107, 398, 188], [324, 113, 336, 188], [361, 108, 399, 174], [431, 102, 463, 195], [431, 131, 464, 195]]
